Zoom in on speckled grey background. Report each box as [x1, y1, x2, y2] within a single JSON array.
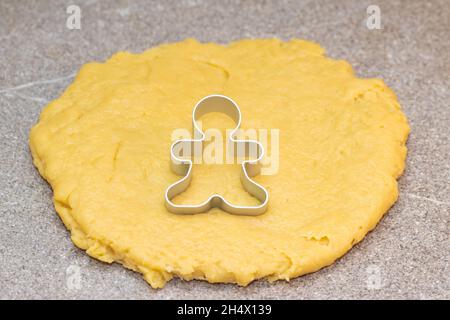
[[0, 0, 448, 300]]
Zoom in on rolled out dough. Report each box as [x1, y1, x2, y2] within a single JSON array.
[[29, 39, 410, 288]]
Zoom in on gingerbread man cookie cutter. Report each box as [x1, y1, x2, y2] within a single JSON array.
[[164, 94, 269, 216]]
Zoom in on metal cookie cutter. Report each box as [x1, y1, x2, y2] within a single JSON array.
[[164, 94, 269, 216]]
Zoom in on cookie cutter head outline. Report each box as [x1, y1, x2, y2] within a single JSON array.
[[164, 94, 269, 216]]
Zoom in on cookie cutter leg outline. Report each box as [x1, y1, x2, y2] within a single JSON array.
[[164, 94, 269, 216]]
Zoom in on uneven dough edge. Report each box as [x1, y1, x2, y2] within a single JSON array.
[[29, 39, 410, 289]]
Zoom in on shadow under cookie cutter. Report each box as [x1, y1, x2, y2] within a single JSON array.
[[164, 94, 269, 216]]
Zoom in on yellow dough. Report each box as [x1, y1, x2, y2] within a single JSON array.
[[29, 39, 410, 288]]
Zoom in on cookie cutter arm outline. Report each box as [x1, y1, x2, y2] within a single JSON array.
[[164, 94, 269, 216]]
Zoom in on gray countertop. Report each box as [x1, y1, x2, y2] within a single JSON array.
[[0, 0, 448, 299]]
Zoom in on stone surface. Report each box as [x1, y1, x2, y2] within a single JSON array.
[[0, 0, 448, 299]]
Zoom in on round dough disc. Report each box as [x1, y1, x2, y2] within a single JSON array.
[[30, 39, 410, 288]]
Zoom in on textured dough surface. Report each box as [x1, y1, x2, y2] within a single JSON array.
[[29, 39, 410, 288]]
